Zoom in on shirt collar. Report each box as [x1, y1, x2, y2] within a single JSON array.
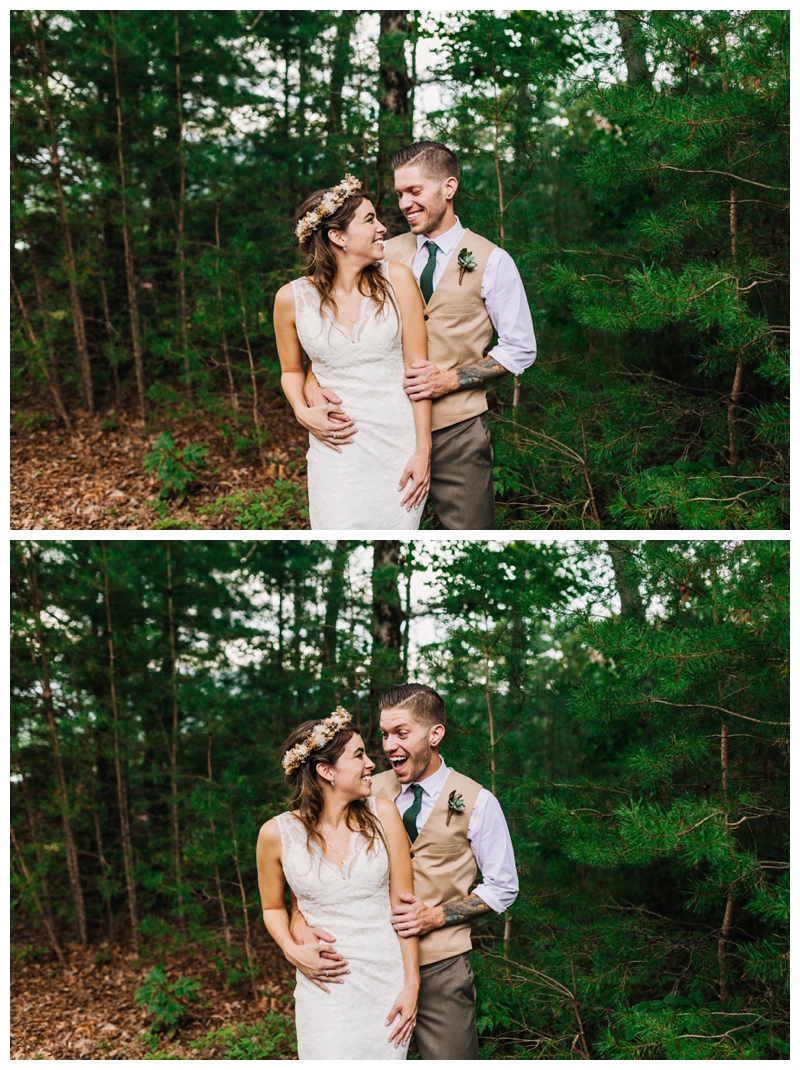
[[401, 756, 450, 797], [415, 218, 464, 255]]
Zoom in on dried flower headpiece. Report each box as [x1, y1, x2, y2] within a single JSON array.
[[281, 707, 352, 774], [295, 174, 362, 245]]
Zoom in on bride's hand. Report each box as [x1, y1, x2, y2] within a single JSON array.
[[283, 939, 350, 994], [386, 984, 418, 1048], [398, 450, 431, 511], [294, 402, 357, 453]]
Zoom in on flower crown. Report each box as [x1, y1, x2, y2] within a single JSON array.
[[295, 174, 362, 245], [282, 707, 353, 774]]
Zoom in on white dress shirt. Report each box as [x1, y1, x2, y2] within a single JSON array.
[[393, 757, 519, 915], [407, 218, 537, 376]]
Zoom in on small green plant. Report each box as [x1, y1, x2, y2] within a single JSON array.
[[143, 432, 209, 501], [201, 480, 308, 529], [188, 1013, 297, 1059], [94, 944, 112, 965], [101, 412, 119, 432], [134, 965, 200, 1038]]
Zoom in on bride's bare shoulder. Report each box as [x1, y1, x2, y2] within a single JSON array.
[[386, 261, 415, 287]]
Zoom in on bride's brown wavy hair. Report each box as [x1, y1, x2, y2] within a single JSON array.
[[295, 190, 398, 325], [281, 718, 386, 857]]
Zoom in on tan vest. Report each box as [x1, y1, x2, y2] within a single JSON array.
[[384, 229, 497, 432], [372, 767, 483, 966]]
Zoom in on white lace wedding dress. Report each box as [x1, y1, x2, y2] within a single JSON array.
[[291, 265, 425, 529], [275, 800, 407, 1060]]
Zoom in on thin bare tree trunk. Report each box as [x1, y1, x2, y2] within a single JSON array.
[[31, 17, 93, 412], [165, 543, 185, 930], [101, 543, 139, 953], [93, 808, 115, 944], [727, 189, 743, 466], [12, 271, 73, 431], [111, 15, 146, 418], [236, 262, 264, 463], [174, 12, 189, 381], [229, 798, 259, 999], [214, 196, 237, 412], [11, 826, 66, 965], [25, 551, 88, 945], [207, 734, 231, 947]]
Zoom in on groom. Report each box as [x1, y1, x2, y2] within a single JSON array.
[[372, 683, 518, 1059], [305, 141, 537, 529]]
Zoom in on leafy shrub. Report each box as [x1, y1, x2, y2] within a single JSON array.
[[143, 432, 209, 501], [188, 1013, 297, 1059], [134, 966, 200, 1037], [201, 480, 308, 529]]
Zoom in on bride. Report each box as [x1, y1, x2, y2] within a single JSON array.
[[257, 707, 419, 1060], [273, 175, 431, 530]]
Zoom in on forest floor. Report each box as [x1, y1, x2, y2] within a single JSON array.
[[10, 392, 311, 531], [10, 930, 298, 1059]]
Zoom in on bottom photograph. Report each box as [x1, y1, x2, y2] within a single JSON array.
[[10, 538, 789, 1060]]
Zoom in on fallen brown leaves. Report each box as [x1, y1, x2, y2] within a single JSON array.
[[10, 391, 310, 530], [10, 933, 297, 1060]]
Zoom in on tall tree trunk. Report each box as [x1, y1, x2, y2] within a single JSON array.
[[322, 541, 349, 668], [30, 16, 93, 412], [615, 11, 653, 88], [720, 27, 743, 467], [101, 543, 139, 953], [228, 798, 259, 999], [236, 260, 264, 463], [327, 10, 357, 164], [606, 541, 646, 624], [25, 550, 88, 946], [369, 541, 404, 740], [165, 543, 185, 930], [207, 734, 231, 947], [11, 155, 72, 429], [174, 12, 190, 382], [111, 14, 146, 418], [377, 11, 413, 225], [214, 195, 237, 412]]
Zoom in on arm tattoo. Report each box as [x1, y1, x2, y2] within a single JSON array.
[[455, 355, 508, 392], [441, 892, 492, 928]]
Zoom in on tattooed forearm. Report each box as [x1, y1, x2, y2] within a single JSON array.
[[455, 355, 508, 391], [441, 893, 492, 928]]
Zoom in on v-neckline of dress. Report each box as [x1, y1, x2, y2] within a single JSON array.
[[317, 829, 359, 879], [328, 293, 370, 343]]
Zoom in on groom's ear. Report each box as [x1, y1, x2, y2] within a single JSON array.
[[429, 723, 445, 748], [442, 176, 458, 202]]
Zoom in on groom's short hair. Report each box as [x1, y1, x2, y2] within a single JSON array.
[[392, 141, 460, 182], [379, 683, 446, 730]]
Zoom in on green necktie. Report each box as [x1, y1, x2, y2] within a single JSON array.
[[419, 241, 438, 304], [402, 784, 424, 843]]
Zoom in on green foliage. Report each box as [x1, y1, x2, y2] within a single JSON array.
[[200, 481, 308, 529], [188, 1013, 297, 1059], [142, 432, 209, 501], [134, 966, 201, 1037]]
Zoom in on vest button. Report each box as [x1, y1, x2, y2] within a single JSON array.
[[423, 314, 429, 321], [409, 852, 415, 859]]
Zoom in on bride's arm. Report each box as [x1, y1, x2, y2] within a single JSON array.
[[274, 285, 355, 453], [256, 818, 349, 994], [376, 797, 420, 1049], [387, 263, 432, 511]]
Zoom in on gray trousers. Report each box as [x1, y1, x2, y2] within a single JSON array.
[[429, 414, 496, 530], [414, 952, 479, 1060]]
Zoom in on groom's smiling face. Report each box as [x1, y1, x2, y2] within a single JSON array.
[[379, 705, 444, 784], [394, 165, 457, 239]]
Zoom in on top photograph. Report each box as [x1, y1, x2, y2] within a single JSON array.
[[10, 10, 789, 532]]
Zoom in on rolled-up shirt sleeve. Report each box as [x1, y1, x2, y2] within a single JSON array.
[[481, 248, 537, 376], [466, 788, 519, 914]]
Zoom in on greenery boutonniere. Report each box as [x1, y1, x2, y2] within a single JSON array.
[[457, 248, 476, 285], [446, 789, 466, 826]]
